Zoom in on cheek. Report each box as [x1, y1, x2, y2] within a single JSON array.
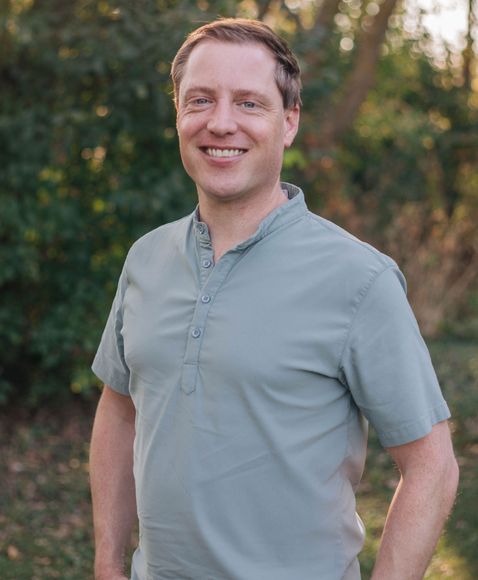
[[177, 120, 191, 143], [177, 114, 197, 141], [177, 108, 208, 131], [177, 126, 200, 165]]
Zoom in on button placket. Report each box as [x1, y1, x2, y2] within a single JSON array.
[[180, 253, 239, 395], [183, 193, 307, 395], [199, 255, 214, 286]]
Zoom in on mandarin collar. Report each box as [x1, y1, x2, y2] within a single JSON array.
[[192, 182, 307, 250]]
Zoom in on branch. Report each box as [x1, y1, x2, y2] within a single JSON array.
[[298, 0, 342, 88], [316, 0, 399, 150], [256, 0, 274, 21], [463, 0, 476, 89], [315, 0, 342, 32], [279, 0, 302, 29]]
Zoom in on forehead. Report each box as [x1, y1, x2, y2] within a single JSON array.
[[179, 40, 279, 96]]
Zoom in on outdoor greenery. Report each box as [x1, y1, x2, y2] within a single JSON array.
[[1, 0, 478, 577], [1, 340, 477, 578], [1, 0, 200, 405], [1, 0, 478, 406]]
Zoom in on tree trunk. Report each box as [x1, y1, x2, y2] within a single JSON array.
[[315, 0, 342, 33], [315, 0, 399, 150], [256, 0, 274, 21], [463, 0, 475, 90]]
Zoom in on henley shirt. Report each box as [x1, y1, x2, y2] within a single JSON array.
[[92, 182, 450, 580]]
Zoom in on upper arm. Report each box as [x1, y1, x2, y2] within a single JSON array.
[[385, 420, 457, 477], [98, 384, 136, 425], [340, 266, 450, 447], [92, 263, 131, 395]]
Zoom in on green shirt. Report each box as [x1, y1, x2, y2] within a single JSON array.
[[92, 183, 450, 580]]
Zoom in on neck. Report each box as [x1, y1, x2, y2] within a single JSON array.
[[197, 183, 288, 262]]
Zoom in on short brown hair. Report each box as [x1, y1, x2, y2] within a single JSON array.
[[171, 18, 302, 110]]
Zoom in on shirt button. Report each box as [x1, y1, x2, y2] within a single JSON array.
[[202, 259, 212, 268], [201, 295, 211, 304], [191, 327, 201, 338]]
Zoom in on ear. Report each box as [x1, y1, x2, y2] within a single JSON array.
[[283, 105, 300, 148]]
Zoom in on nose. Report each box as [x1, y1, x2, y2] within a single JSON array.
[[206, 100, 237, 136]]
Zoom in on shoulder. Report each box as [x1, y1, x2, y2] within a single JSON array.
[[305, 211, 393, 266], [300, 211, 404, 293], [126, 213, 193, 265]]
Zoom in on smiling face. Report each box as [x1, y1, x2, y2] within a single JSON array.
[[176, 41, 299, 205]]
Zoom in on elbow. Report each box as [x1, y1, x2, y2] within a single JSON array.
[[434, 450, 459, 514], [446, 453, 460, 503]]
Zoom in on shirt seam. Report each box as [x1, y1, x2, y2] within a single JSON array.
[[378, 400, 451, 446], [92, 357, 130, 393], [336, 397, 354, 575], [306, 211, 393, 266], [337, 265, 398, 381]]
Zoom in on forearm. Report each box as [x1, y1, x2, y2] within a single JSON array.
[[371, 431, 458, 579], [90, 385, 137, 579]]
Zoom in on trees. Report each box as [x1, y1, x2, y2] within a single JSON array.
[[1, 0, 476, 405], [315, 3, 478, 337], [0, 0, 199, 403]]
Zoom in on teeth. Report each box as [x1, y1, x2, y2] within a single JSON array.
[[206, 148, 244, 158]]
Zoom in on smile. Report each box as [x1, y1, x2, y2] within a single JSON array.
[[205, 148, 246, 158]]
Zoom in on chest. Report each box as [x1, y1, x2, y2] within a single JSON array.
[[121, 243, 351, 395]]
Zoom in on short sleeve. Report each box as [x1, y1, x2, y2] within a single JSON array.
[[91, 262, 131, 395], [339, 266, 450, 447]]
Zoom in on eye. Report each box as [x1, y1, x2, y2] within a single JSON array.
[[185, 97, 211, 108], [241, 101, 257, 110]]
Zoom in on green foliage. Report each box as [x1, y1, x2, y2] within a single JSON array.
[[2, 0, 478, 405], [342, 45, 478, 216], [0, 0, 207, 405], [291, 27, 478, 337], [358, 340, 478, 579]]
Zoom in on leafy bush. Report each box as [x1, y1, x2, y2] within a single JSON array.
[[2, 0, 477, 406], [0, 1, 204, 405]]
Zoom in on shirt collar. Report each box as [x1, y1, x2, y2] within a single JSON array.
[[192, 182, 307, 250]]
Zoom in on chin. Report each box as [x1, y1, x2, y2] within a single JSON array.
[[200, 183, 248, 201]]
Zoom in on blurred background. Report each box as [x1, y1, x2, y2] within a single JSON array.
[[0, 0, 477, 578]]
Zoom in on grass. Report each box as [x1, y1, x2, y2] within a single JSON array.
[[0, 339, 477, 579], [358, 340, 478, 579], [0, 405, 95, 579]]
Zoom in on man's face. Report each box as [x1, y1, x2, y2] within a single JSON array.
[[176, 40, 299, 204]]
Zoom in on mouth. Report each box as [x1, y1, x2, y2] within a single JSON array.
[[202, 147, 247, 158]]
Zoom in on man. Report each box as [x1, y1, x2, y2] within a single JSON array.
[[90, 18, 458, 580]]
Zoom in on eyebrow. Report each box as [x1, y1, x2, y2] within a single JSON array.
[[182, 86, 215, 100], [182, 86, 271, 103], [232, 89, 271, 103]]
